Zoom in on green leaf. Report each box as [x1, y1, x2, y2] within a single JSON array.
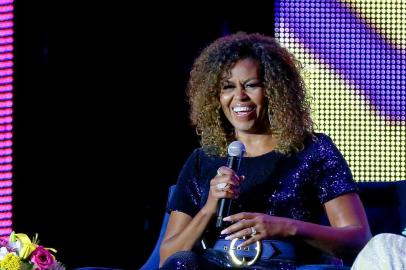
[[9, 231, 15, 242]]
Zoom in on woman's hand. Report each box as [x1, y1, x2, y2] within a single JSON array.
[[202, 166, 244, 215], [220, 212, 297, 247]]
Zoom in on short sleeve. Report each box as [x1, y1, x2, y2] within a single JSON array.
[[315, 134, 358, 204], [166, 148, 203, 217]]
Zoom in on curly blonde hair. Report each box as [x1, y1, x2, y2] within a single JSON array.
[[187, 32, 313, 156]]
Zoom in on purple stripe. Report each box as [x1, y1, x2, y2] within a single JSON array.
[[276, 0, 406, 122]]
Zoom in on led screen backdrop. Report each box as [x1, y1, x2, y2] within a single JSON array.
[[0, 0, 13, 236], [275, 0, 405, 182]]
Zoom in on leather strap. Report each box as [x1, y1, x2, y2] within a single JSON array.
[[213, 239, 296, 263]]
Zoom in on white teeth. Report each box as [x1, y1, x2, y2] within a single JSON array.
[[233, 106, 254, 112]]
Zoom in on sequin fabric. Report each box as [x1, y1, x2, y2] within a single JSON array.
[[168, 133, 357, 222], [160, 251, 201, 270], [166, 133, 357, 269]]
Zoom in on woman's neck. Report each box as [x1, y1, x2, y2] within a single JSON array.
[[235, 132, 278, 157]]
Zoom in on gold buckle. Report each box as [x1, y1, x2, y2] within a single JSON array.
[[228, 238, 262, 267]]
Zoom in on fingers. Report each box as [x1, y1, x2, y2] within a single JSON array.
[[216, 166, 241, 184], [220, 218, 256, 235], [223, 225, 255, 240], [210, 180, 238, 192], [210, 167, 244, 199], [212, 186, 239, 199], [237, 234, 261, 248], [216, 166, 235, 176], [215, 182, 229, 190], [222, 223, 261, 247], [223, 212, 257, 222], [220, 213, 262, 246]]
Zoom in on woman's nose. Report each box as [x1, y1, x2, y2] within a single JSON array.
[[235, 86, 249, 100]]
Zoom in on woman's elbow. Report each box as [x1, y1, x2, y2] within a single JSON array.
[[356, 226, 372, 251], [336, 225, 372, 258], [352, 224, 371, 248]]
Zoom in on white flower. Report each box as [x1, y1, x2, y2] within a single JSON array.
[[0, 246, 8, 260], [8, 239, 21, 253]]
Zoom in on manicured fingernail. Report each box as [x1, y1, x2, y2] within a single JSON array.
[[225, 235, 232, 240], [223, 217, 230, 221], [220, 229, 227, 234]]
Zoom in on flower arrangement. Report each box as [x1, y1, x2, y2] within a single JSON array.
[[0, 231, 65, 270]]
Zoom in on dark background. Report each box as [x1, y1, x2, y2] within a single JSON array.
[[12, 2, 274, 269]]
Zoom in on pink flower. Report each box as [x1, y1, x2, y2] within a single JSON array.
[[0, 238, 8, 247], [30, 246, 55, 270]]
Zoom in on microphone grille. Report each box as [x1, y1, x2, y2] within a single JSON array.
[[227, 141, 246, 157]]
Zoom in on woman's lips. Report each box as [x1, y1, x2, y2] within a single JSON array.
[[232, 106, 256, 118]]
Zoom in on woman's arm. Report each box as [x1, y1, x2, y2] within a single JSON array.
[[291, 134, 372, 257], [159, 166, 242, 267], [159, 207, 213, 267], [221, 192, 371, 259], [296, 192, 371, 257]]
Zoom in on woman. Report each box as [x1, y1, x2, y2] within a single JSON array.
[[159, 32, 371, 269]]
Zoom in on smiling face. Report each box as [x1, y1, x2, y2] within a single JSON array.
[[220, 58, 269, 135]]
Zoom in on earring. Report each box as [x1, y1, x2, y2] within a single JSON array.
[[268, 110, 273, 128]]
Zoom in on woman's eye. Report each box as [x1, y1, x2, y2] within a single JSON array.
[[245, 83, 261, 89], [222, 85, 234, 90]]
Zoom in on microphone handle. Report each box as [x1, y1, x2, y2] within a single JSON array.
[[216, 156, 238, 228], [216, 197, 232, 228]]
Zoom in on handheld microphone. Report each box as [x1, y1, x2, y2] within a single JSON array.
[[216, 140, 246, 228]]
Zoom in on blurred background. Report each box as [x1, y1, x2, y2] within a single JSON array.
[[12, 1, 275, 269]]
